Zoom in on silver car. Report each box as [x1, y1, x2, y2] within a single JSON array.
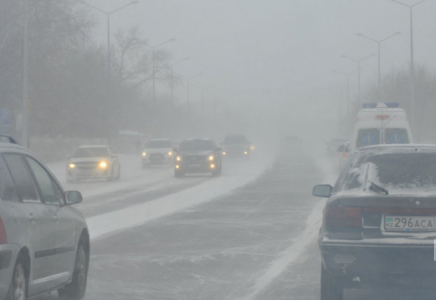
[[141, 139, 174, 168], [0, 141, 89, 300], [66, 145, 121, 182]]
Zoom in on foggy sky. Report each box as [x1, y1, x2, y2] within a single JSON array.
[[85, 0, 436, 137]]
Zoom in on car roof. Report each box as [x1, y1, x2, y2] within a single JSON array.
[[357, 144, 436, 154], [0, 142, 31, 153]]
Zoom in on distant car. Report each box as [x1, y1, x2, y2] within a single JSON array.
[[141, 138, 174, 168], [174, 139, 222, 177], [66, 145, 120, 182], [0, 139, 89, 300], [221, 134, 251, 157], [313, 144, 436, 299]]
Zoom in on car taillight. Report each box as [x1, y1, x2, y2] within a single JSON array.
[[324, 206, 362, 228], [342, 152, 348, 159], [0, 217, 7, 244]]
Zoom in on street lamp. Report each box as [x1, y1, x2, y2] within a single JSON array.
[[79, 1, 138, 78], [22, 0, 29, 147], [170, 57, 189, 104], [341, 54, 375, 103], [333, 70, 356, 115], [390, 0, 426, 129], [186, 73, 203, 119], [357, 32, 401, 92], [146, 39, 176, 104]]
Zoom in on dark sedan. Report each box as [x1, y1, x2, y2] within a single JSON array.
[[313, 145, 436, 300], [174, 139, 222, 177]]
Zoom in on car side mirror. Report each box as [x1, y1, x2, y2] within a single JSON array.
[[312, 185, 333, 198], [173, 147, 178, 152], [65, 191, 83, 205]]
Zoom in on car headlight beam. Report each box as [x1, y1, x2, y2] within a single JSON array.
[[209, 155, 214, 161], [176, 156, 182, 162], [99, 161, 108, 169], [69, 163, 76, 169]]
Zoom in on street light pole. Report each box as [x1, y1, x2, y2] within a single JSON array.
[[186, 73, 203, 119], [170, 57, 189, 105], [79, 1, 138, 78], [22, 0, 29, 148], [390, 0, 426, 129], [146, 39, 176, 104], [333, 70, 355, 115], [341, 54, 375, 103], [357, 32, 401, 93]]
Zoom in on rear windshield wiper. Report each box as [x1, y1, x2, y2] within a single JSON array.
[[368, 181, 389, 195]]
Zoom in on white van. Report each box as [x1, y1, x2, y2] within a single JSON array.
[[349, 102, 413, 152]]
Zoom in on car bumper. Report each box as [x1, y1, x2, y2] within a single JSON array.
[[0, 244, 20, 299], [142, 156, 173, 164], [67, 168, 110, 180], [320, 238, 436, 287], [175, 162, 217, 173]]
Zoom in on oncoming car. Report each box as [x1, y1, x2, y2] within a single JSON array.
[[313, 145, 436, 299], [221, 134, 251, 157], [174, 139, 222, 177], [0, 139, 89, 300], [141, 138, 174, 168], [66, 145, 120, 182]]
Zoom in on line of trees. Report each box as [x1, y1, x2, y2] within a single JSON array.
[[0, 0, 186, 140]]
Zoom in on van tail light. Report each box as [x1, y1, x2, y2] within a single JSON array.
[[324, 207, 362, 228], [342, 152, 348, 159], [0, 216, 7, 244]]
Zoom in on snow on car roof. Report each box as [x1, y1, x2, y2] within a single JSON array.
[[357, 144, 436, 153]]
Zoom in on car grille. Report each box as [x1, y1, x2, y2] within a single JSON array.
[[75, 162, 98, 171], [150, 153, 165, 161], [185, 155, 207, 162]]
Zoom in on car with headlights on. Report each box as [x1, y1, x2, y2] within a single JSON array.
[[141, 138, 174, 168], [0, 138, 89, 300], [221, 134, 252, 157], [313, 144, 436, 300], [66, 145, 120, 182], [174, 139, 222, 177]]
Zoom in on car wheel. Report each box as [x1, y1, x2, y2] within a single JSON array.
[[321, 264, 343, 300], [58, 239, 88, 300], [6, 255, 27, 300]]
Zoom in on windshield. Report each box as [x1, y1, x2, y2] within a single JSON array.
[[179, 140, 214, 151], [344, 153, 436, 192], [145, 140, 172, 148], [223, 135, 248, 144], [73, 147, 109, 158]]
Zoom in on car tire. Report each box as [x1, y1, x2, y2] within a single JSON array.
[[6, 254, 28, 300], [58, 239, 88, 300], [321, 264, 343, 300]]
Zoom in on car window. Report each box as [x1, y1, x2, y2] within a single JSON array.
[[25, 156, 64, 205], [73, 147, 109, 158], [356, 128, 380, 149], [223, 136, 247, 144], [179, 140, 214, 151], [0, 156, 19, 202], [3, 154, 39, 203], [145, 140, 172, 148], [384, 128, 409, 144]]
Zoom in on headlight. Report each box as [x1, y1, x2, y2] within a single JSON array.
[[210, 163, 216, 169], [168, 151, 173, 156], [176, 156, 182, 161], [208, 155, 214, 161], [251, 146, 255, 150], [99, 161, 108, 168], [244, 151, 248, 155], [69, 163, 76, 169], [142, 152, 147, 157], [222, 151, 226, 156]]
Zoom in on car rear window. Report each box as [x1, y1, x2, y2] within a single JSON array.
[[384, 128, 409, 144], [356, 129, 380, 149]]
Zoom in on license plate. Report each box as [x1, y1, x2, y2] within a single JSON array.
[[384, 216, 436, 232], [188, 164, 201, 168]]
